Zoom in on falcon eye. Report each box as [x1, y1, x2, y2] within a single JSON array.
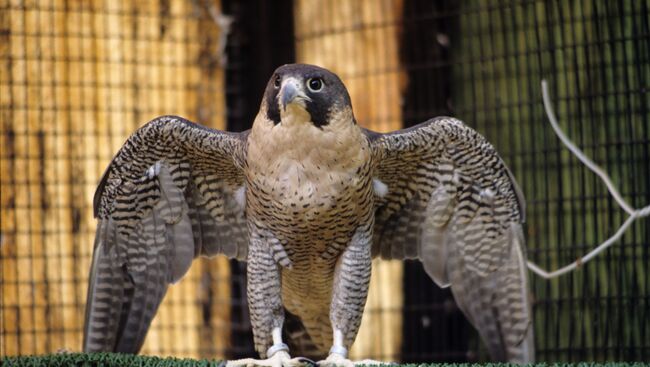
[[307, 77, 324, 92], [273, 75, 281, 89]]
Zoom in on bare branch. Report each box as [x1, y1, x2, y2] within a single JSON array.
[[526, 80, 650, 280]]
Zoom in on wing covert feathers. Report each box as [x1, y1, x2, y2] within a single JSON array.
[[84, 116, 248, 353], [367, 116, 534, 362]]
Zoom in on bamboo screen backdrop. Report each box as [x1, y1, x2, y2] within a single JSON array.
[[1, 0, 648, 362]]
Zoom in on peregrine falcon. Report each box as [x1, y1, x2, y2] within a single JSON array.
[[83, 64, 534, 365]]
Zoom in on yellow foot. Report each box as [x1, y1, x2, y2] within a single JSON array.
[[227, 351, 314, 367], [317, 354, 393, 367]]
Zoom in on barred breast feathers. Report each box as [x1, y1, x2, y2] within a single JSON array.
[[247, 104, 371, 207]]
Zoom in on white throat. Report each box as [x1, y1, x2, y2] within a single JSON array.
[[279, 103, 312, 127]]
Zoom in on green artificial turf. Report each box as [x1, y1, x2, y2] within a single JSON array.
[[1, 352, 224, 367], [2, 353, 649, 367]]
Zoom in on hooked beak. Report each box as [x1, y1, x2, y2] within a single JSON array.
[[280, 79, 311, 111]]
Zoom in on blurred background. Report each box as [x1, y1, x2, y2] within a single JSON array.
[[1, 0, 648, 362]]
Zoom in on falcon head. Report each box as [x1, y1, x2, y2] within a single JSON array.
[[262, 64, 354, 128]]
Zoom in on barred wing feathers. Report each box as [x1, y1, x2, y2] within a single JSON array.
[[84, 116, 249, 353], [366, 117, 533, 363]]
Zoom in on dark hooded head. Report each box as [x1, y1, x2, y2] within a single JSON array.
[[262, 64, 354, 128]]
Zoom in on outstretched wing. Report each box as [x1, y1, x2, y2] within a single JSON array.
[[83, 116, 249, 353], [366, 116, 533, 363]]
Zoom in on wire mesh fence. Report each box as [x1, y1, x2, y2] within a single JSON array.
[[0, 0, 232, 358], [396, 0, 649, 361], [1, 0, 648, 363]]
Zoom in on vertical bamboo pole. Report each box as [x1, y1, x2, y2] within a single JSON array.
[[294, 0, 405, 360], [0, 0, 18, 355], [51, 0, 74, 348], [40, 0, 68, 351], [66, 0, 96, 352], [19, 4, 47, 354]]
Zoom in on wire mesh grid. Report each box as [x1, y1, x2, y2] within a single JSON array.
[[395, 0, 649, 362], [0, 0, 233, 358], [1, 0, 649, 363]]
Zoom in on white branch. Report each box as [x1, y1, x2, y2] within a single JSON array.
[[541, 81, 635, 215], [526, 80, 650, 280]]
